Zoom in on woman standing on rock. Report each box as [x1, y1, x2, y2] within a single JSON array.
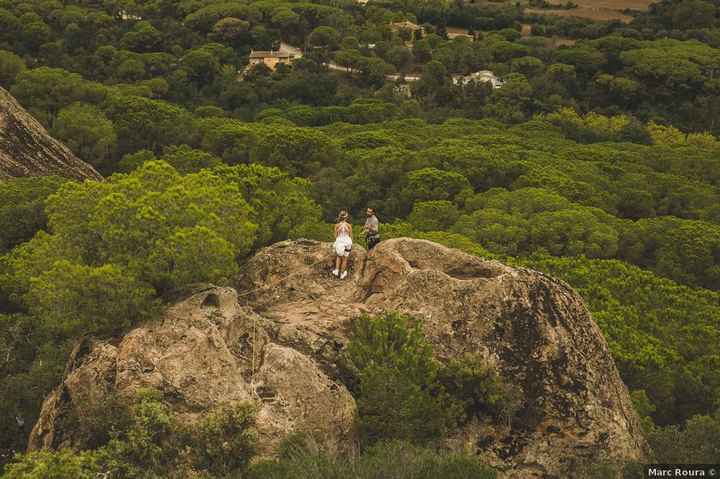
[[333, 210, 353, 280]]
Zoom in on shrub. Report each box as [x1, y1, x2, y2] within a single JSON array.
[[438, 354, 523, 427], [246, 440, 496, 479], [647, 409, 720, 463], [343, 312, 458, 445], [62, 392, 133, 450], [2, 449, 101, 479], [355, 441, 496, 479], [117, 389, 175, 469], [28, 391, 258, 479], [94, 389, 177, 478], [190, 402, 257, 476]]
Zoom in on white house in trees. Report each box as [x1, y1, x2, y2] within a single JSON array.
[[452, 70, 505, 89]]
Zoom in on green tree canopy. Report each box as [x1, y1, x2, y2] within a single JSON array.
[[0, 49, 24, 87], [52, 102, 117, 171], [0, 176, 68, 255]]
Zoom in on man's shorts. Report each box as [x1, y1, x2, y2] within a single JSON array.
[[367, 234, 380, 250]]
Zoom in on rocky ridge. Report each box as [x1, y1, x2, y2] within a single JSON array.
[[0, 86, 102, 181], [28, 238, 648, 478]]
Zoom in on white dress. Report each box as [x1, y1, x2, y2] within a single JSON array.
[[334, 222, 352, 257]]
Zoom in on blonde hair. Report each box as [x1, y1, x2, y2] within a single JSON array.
[[337, 210, 349, 222]]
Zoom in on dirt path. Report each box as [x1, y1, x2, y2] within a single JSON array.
[[310, 49, 422, 82]]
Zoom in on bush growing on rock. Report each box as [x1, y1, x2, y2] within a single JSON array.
[[4, 389, 259, 478], [343, 313, 527, 445], [438, 354, 523, 427], [96, 389, 177, 477], [190, 402, 257, 476], [247, 439, 497, 479], [2, 449, 101, 479], [343, 312, 458, 445], [2, 391, 172, 479], [62, 392, 133, 451]]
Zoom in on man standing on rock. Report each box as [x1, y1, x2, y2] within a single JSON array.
[[362, 207, 380, 251]]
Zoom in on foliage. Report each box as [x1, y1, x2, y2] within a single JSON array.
[[214, 163, 323, 247], [10, 67, 106, 126], [620, 216, 720, 290], [647, 409, 720, 463], [148, 226, 239, 291], [157, 145, 222, 174], [0, 314, 68, 466], [343, 312, 458, 445], [0, 176, 67, 255], [52, 102, 117, 171], [0, 50, 24, 87], [408, 200, 461, 232], [103, 95, 193, 156], [190, 402, 257, 476], [26, 260, 156, 337], [521, 254, 720, 425], [247, 440, 496, 479], [438, 354, 523, 427], [62, 391, 133, 451], [1, 0, 720, 463], [3, 390, 258, 479], [2, 449, 101, 479], [32, 161, 254, 293], [546, 108, 644, 143], [86, 389, 178, 479]]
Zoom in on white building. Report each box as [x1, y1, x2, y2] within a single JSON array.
[[452, 70, 505, 89], [119, 10, 143, 21]]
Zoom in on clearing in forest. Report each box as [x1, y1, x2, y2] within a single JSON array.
[[523, 0, 655, 22]]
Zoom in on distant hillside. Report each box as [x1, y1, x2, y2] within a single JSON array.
[[0, 87, 101, 181]]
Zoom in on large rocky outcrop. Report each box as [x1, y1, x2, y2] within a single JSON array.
[[0, 87, 102, 181], [28, 238, 648, 477]]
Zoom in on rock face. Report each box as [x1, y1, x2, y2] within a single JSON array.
[[29, 238, 648, 477], [0, 87, 102, 181]]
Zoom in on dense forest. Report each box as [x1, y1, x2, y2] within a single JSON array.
[[1, 0, 720, 476]]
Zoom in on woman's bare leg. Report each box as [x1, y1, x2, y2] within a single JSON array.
[[340, 256, 348, 273], [335, 256, 341, 271]]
